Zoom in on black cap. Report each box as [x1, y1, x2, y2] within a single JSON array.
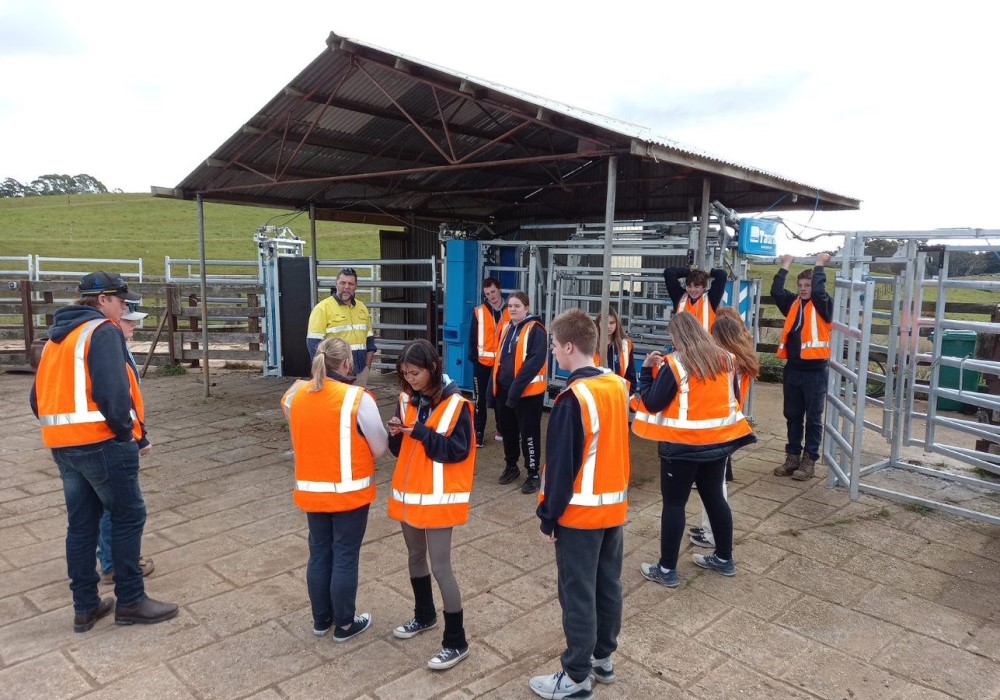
[[78, 271, 141, 301]]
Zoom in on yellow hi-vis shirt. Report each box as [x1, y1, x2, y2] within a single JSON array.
[[307, 296, 373, 357]]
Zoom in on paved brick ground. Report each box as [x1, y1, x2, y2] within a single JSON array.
[[1, 369, 998, 699]]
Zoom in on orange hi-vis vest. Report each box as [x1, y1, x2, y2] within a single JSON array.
[[777, 299, 831, 360], [287, 379, 377, 513], [474, 303, 510, 367], [36, 319, 141, 448], [493, 320, 548, 397], [388, 392, 476, 528], [280, 379, 310, 420], [737, 372, 751, 411], [540, 370, 631, 529], [632, 353, 752, 444], [593, 338, 633, 379], [677, 294, 715, 331]]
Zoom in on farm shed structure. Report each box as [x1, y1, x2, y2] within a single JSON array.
[[153, 31, 859, 235]]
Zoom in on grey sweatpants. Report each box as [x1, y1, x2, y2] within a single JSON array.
[[554, 524, 624, 683]]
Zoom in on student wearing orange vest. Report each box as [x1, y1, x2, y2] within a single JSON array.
[[492, 291, 548, 493], [689, 313, 761, 549], [664, 267, 727, 331], [531, 309, 631, 700], [633, 313, 755, 587], [468, 277, 509, 447], [387, 339, 475, 671], [286, 337, 388, 642], [771, 252, 833, 480], [593, 306, 636, 391], [30, 271, 178, 632]]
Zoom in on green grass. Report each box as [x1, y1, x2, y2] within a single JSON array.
[[1, 193, 385, 277]]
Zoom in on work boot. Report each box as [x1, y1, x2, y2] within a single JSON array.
[[115, 596, 179, 625], [773, 453, 800, 477], [73, 597, 114, 633], [792, 454, 816, 480]]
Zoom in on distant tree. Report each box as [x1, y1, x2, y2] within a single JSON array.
[[72, 174, 108, 194], [15, 173, 108, 197], [0, 177, 26, 197]]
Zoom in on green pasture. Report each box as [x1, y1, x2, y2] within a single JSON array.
[[1, 193, 384, 277]]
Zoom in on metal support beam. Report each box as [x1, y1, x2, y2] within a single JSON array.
[[598, 156, 618, 365], [698, 178, 711, 269], [309, 204, 318, 305], [197, 194, 210, 398]]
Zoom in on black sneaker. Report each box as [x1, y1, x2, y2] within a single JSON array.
[[427, 645, 469, 670], [333, 613, 371, 642], [393, 616, 437, 639], [475, 433, 485, 448], [498, 466, 521, 485], [520, 474, 540, 494]]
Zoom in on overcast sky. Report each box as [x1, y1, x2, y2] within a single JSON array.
[[2, 0, 997, 251]]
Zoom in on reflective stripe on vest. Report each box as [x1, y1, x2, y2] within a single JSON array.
[[633, 356, 741, 430], [777, 299, 831, 360], [392, 393, 471, 505], [678, 294, 714, 331], [293, 385, 372, 495], [38, 319, 129, 427], [493, 320, 547, 396], [567, 379, 628, 507]]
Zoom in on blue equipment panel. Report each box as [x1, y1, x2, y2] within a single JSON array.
[[442, 240, 480, 391], [738, 218, 778, 256]]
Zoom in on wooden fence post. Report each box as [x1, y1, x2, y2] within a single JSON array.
[[166, 284, 177, 365], [248, 292, 260, 353], [20, 280, 34, 361], [188, 293, 200, 368]]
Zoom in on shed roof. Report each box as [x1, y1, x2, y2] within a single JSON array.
[[154, 31, 860, 227]]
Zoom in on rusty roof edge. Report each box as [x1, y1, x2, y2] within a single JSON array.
[[630, 140, 861, 210], [323, 30, 861, 210]]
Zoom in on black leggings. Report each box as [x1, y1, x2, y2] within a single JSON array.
[[659, 456, 732, 568], [494, 384, 543, 475]]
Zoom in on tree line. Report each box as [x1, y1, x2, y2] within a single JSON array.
[[1, 174, 112, 197]]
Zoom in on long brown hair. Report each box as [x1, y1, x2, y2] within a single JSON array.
[[309, 337, 353, 391], [396, 339, 445, 405], [595, 306, 627, 346], [668, 312, 729, 380], [711, 316, 760, 379]]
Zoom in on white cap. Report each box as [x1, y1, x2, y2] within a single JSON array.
[[121, 310, 148, 321]]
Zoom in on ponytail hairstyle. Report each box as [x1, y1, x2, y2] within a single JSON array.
[[711, 316, 760, 379], [396, 338, 445, 406], [309, 337, 353, 391], [594, 305, 627, 346], [668, 312, 729, 381]]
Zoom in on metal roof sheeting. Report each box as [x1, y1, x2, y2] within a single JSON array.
[[157, 31, 860, 225]]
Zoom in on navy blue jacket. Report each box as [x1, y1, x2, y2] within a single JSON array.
[[771, 266, 834, 371], [388, 378, 473, 463], [30, 305, 140, 444]]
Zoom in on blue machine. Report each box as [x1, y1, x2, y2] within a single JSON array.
[[737, 218, 778, 256], [443, 239, 480, 391], [721, 280, 755, 324]]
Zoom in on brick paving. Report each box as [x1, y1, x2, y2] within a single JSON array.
[[0, 369, 998, 699]]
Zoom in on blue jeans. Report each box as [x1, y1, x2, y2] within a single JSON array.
[[52, 439, 147, 612], [783, 365, 828, 459], [97, 511, 113, 574], [306, 505, 370, 628]]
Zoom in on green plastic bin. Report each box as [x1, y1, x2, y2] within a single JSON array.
[[931, 330, 980, 411]]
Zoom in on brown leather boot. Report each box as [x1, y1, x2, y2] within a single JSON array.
[[792, 455, 816, 480], [773, 453, 800, 476], [73, 597, 114, 633]]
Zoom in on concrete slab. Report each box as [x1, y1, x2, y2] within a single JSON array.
[[0, 369, 997, 700]]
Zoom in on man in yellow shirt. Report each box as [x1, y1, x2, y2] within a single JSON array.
[[307, 268, 376, 385]]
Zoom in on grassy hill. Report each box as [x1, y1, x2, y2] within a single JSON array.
[[1, 193, 384, 277]]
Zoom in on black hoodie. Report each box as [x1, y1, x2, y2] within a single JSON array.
[[387, 377, 472, 463], [30, 305, 138, 444], [494, 314, 547, 406]]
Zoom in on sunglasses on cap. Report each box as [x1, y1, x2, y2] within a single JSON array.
[[338, 267, 357, 277]]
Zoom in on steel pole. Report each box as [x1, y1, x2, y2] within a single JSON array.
[[698, 177, 711, 269], [309, 204, 318, 305], [197, 194, 210, 397], [598, 156, 618, 365]]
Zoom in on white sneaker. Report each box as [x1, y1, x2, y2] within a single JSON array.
[[529, 671, 593, 699], [589, 656, 615, 684]]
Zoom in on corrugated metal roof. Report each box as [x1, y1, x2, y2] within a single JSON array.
[[157, 31, 860, 225]]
